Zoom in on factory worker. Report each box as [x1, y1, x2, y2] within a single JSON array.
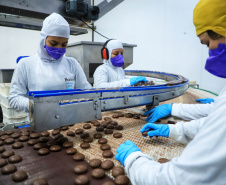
[[9, 13, 92, 112], [115, 0, 226, 184], [93, 39, 147, 88]]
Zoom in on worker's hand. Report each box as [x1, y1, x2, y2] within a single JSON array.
[[144, 103, 172, 122], [115, 140, 141, 166], [140, 123, 169, 138], [196, 98, 214, 104], [130, 76, 147, 86]]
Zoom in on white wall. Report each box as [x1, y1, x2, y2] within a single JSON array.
[[1, 0, 226, 94]]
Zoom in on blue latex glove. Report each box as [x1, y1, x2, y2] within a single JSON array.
[[130, 76, 148, 86], [196, 98, 214, 104], [140, 123, 169, 138], [115, 140, 141, 166], [144, 103, 172, 122]]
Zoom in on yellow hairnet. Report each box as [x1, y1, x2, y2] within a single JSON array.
[[193, 0, 226, 37]]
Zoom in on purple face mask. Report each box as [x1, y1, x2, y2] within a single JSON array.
[[44, 45, 66, 60], [111, 54, 124, 67], [205, 43, 226, 78]]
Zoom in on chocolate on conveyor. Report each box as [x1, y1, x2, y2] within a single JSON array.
[[109, 121, 118, 126], [115, 125, 123, 130], [20, 131, 30, 136], [74, 164, 88, 174], [104, 117, 112, 122], [38, 148, 50, 156], [11, 170, 28, 182], [158, 158, 170, 163], [80, 132, 89, 139], [12, 142, 23, 149], [83, 123, 91, 129], [102, 150, 114, 158], [33, 143, 48, 150], [21, 128, 29, 132], [27, 139, 39, 146], [104, 129, 113, 135], [30, 133, 40, 139], [50, 145, 62, 152], [60, 126, 69, 130], [47, 140, 58, 147], [57, 137, 68, 144], [1, 150, 14, 158], [18, 135, 29, 142], [5, 130, 14, 135], [113, 133, 122, 138], [66, 148, 77, 155], [96, 126, 104, 132], [75, 129, 84, 135], [74, 174, 89, 185], [106, 125, 115, 129], [98, 138, 108, 144], [91, 168, 105, 179], [117, 112, 124, 117], [0, 158, 8, 168], [133, 114, 140, 119], [112, 114, 119, 118], [63, 141, 73, 148], [11, 133, 20, 139], [0, 146, 5, 153], [0, 135, 9, 140], [89, 159, 102, 168], [31, 178, 48, 185], [8, 155, 23, 163], [100, 144, 111, 151], [0, 140, 4, 146], [40, 131, 50, 137], [83, 137, 93, 143], [125, 113, 133, 118], [1, 164, 17, 174], [93, 133, 103, 139], [39, 137, 49, 143], [80, 142, 90, 149], [101, 160, 114, 170], [67, 131, 75, 137], [52, 129, 61, 135], [142, 131, 149, 137], [112, 167, 125, 177], [114, 175, 130, 185], [102, 181, 115, 185], [73, 153, 85, 161]]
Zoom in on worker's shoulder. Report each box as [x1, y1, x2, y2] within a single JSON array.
[[16, 55, 38, 68], [95, 64, 108, 71]]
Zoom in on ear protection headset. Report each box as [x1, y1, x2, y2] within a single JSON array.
[[101, 39, 114, 60]]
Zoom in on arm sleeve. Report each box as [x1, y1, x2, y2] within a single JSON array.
[[9, 65, 29, 112], [93, 67, 130, 88], [171, 103, 213, 120]]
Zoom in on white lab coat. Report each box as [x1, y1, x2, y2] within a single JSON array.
[[125, 86, 226, 185], [9, 13, 91, 112]]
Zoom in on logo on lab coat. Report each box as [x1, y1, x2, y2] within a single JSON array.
[[65, 78, 75, 89]]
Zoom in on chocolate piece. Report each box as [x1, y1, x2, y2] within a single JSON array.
[[1, 150, 14, 158], [158, 158, 170, 163], [89, 159, 102, 168], [104, 117, 112, 122], [98, 138, 107, 144], [117, 112, 124, 117], [1, 164, 17, 174], [33, 143, 48, 150], [80, 142, 90, 149], [0, 132, 4, 137], [57, 137, 68, 144], [102, 181, 115, 185], [83, 137, 93, 143], [93, 122, 100, 127], [75, 129, 84, 135], [27, 139, 39, 146], [60, 126, 69, 130], [109, 121, 118, 126], [80, 132, 89, 139], [31, 178, 48, 185], [66, 148, 77, 155], [12, 142, 23, 149], [100, 144, 111, 151], [11, 170, 28, 182], [104, 129, 113, 135], [39, 137, 49, 143], [133, 114, 140, 119], [125, 113, 133, 118], [91, 168, 105, 179], [74, 164, 88, 174], [63, 141, 73, 148], [100, 122, 108, 128], [0, 135, 9, 140], [83, 124, 91, 129], [101, 160, 114, 170], [0, 146, 5, 153], [20, 131, 30, 136], [40, 131, 50, 137], [73, 153, 85, 161], [5, 130, 14, 135], [106, 125, 115, 129], [50, 145, 61, 152], [0, 158, 8, 168], [18, 135, 29, 142], [54, 134, 64, 140], [113, 133, 122, 138], [8, 155, 22, 163], [168, 120, 176, 124], [21, 128, 29, 132], [142, 131, 148, 137], [112, 167, 125, 177], [11, 133, 20, 139], [93, 133, 103, 139], [47, 140, 58, 147], [112, 114, 119, 118], [67, 131, 75, 137], [30, 133, 40, 139], [102, 150, 113, 158], [90, 120, 100, 125], [0, 140, 4, 146], [52, 129, 61, 135], [115, 125, 123, 130], [74, 175, 89, 185], [96, 126, 104, 132], [38, 148, 50, 156], [114, 175, 129, 185]]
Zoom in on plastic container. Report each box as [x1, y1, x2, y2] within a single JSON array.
[[0, 83, 11, 97], [1, 104, 28, 118], [3, 114, 28, 125]]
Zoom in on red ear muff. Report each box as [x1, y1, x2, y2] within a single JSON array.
[[102, 47, 108, 60]]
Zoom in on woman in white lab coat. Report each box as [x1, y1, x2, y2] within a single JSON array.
[[93, 39, 147, 88], [9, 13, 92, 112], [115, 0, 226, 184]]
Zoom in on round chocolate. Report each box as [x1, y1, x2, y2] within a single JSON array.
[[0, 135, 9, 140], [91, 168, 105, 179], [39, 137, 49, 143], [57, 137, 68, 144], [117, 112, 124, 117], [0, 132, 4, 136], [12, 142, 23, 149], [106, 125, 115, 129], [80, 142, 90, 149], [102, 150, 113, 158], [28, 139, 39, 146], [18, 135, 29, 142], [52, 129, 61, 135], [60, 126, 69, 130], [115, 125, 123, 130], [83, 124, 91, 129], [47, 140, 58, 147], [31, 178, 48, 185], [11, 133, 20, 139], [54, 134, 63, 140], [96, 126, 104, 132], [100, 144, 111, 151], [1, 150, 14, 158], [5, 130, 14, 135], [93, 122, 100, 127], [80, 132, 89, 139], [74, 164, 88, 174], [11, 170, 28, 182], [40, 131, 50, 137], [109, 121, 118, 126], [112, 167, 125, 177], [21, 128, 29, 132], [93, 133, 103, 139], [142, 131, 148, 137], [101, 160, 114, 170], [0, 158, 8, 168], [102, 181, 115, 185], [98, 138, 107, 144], [73, 153, 85, 161], [67, 131, 75, 137], [0, 140, 4, 146], [63, 141, 73, 148], [112, 114, 119, 118], [65, 148, 77, 155], [89, 159, 102, 168], [75, 129, 84, 135], [4, 137, 14, 145], [125, 113, 133, 118], [100, 122, 108, 128], [104, 117, 112, 122], [83, 137, 93, 143], [20, 131, 30, 136], [1, 164, 17, 174], [113, 133, 122, 138], [104, 129, 113, 135], [158, 158, 170, 163], [33, 143, 47, 150], [133, 114, 140, 119], [114, 175, 130, 185], [38, 148, 50, 156], [30, 133, 40, 139], [8, 155, 22, 163], [74, 175, 89, 185], [0, 146, 5, 153], [50, 145, 61, 152], [90, 120, 99, 125]]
